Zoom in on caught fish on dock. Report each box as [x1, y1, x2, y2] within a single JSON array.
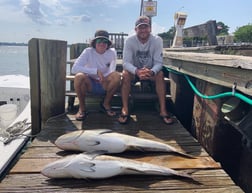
[[41, 153, 193, 179], [55, 129, 195, 158]]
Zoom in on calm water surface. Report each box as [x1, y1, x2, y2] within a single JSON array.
[[0, 46, 29, 76], [0, 45, 70, 76]]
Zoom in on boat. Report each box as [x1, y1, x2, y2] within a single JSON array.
[[0, 75, 31, 178]]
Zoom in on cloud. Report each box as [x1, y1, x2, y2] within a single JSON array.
[[62, 0, 138, 8], [152, 22, 166, 35], [72, 14, 91, 23], [19, 0, 138, 27], [21, 0, 51, 25], [127, 22, 167, 37]]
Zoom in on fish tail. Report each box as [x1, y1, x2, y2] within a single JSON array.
[[176, 171, 193, 179], [175, 169, 200, 181], [176, 151, 196, 159]]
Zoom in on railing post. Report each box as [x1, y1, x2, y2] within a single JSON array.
[[28, 38, 67, 135]]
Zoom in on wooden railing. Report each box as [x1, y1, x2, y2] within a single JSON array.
[[163, 48, 252, 192]]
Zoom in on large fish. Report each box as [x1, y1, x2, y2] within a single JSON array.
[[55, 129, 194, 158], [41, 153, 193, 179]]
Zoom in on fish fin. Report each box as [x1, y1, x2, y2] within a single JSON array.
[[128, 145, 145, 152], [175, 169, 200, 182], [85, 139, 100, 146], [79, 161, 96, 172], [176, 170, 193, 179], [82, 151, 106, 159], [88, 150, 108, 156], [98, 129, 113, 135], [124, 167, 170, 175], [124, 167, 146, 174], [175, 152, 196, 159]]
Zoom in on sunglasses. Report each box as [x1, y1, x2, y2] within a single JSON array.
[[96, 38, 109, 44]]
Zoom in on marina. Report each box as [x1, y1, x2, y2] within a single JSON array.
[[0, 3, 252, 191], [0, 38, 250, 192]]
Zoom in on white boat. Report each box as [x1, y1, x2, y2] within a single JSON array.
[[0, 75, 31, 177]]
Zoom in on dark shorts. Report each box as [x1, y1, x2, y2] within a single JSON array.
[[89, 78, 106, 95], [131, 75, 152, 85]]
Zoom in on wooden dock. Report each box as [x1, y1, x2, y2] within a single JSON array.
[[0, 101, 244, 192], [0, 38, 247, 192]]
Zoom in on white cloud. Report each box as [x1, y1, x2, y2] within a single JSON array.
[[18, 0, 138, 27], [21, 0, 51, 25], [152, 22, 167, 35], [127, 22, 167, 37], [72, 15, 91, 23]]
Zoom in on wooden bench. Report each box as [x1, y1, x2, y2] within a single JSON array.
[[66, 58, 171, 111], [65, 74, 171, 111]]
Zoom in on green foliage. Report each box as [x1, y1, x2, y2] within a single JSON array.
[[234, 24, 252, 43], [158, 26, 175, 47], [158, 26, 175, 40], [183, 36, 207, 47], [216, 21, 229, 35]]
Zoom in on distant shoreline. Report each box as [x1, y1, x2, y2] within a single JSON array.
[[0, 42, 73, 47], [0, 42, 28, 46]]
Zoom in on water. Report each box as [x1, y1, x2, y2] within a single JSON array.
[[0, 45, 71, 90], [0, 46, 29, 76], [0, 45, 71, 76]]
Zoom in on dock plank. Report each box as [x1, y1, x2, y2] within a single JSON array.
[[10, 155, 219, 174], [0, 172, 242, 193]]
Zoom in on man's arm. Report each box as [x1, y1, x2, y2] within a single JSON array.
[[71, 48, 97, 75], [151, 36, 163, 74], [122, 37, 138, 74]]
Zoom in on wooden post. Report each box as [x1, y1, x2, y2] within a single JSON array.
[[70, 43, 89, 60], [28, 38, 67, 135], [192, 79, 242, 180], [169, 73, 194, 132]]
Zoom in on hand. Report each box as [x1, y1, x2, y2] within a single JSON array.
[[136, 68, 154, 80], [97, 70, 104, 82]]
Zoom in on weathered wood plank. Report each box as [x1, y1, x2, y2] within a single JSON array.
[[28, 38, 41, 135], [163, 51, 252, 96], [10, 155, 220, 173], [0, 172, 243, 193], [163, 51, 252, 69]]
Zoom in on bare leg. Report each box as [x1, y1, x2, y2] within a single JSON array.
[[74, 73, 91, 115], [118, 70, 132, 123], [155, 71, 173, 124], [102, 71, 121, 116]]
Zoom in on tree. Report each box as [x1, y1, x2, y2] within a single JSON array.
[[158, 26, 175, 40], [158, 26, 175, 47], [234, 24, 252, 43], [216, 21, 229, 35]]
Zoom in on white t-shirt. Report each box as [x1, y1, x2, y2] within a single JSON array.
[[123, 34, 163, 75], [71, 47, 117, 80]]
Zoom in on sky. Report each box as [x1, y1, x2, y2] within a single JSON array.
[[0, 0, 252, 44]]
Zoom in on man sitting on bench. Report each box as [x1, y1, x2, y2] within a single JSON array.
[[118, 16, 173, 125]]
